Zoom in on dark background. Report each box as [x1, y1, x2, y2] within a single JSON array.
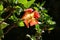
[[3, 0, 60, 40], [40, 0, 60, 40]]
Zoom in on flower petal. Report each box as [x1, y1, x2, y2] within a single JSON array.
[[34, 11, 40, 18], [30, 19, 38, 26], [24, 20, 29, 28], [21, 12, 31, 20], [24, 8, 33, 13]]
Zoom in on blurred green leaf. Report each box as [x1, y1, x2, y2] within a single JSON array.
[[0, 4, 3, 11], [14, 7, 23, 15], [26, 0, 35, 8], [42, 9, 47, 13], [9, 14, 18, 21], [0, 18, 4, 21], [15, 6, 21, 8], [31, 36, 36, 40], [47, 19, 56, 25], [40, 1, 46, 7], [34, 7, 39, 11], [8, 0, 12, 3], [48, 27, 54, 30], [18, 0, 27, 4], [18, 0, 35, 8], [17, 8, 23, 15], [44, 13, 48, 17], [13, 0, 18, 4], [18, 21, 25, 27], [35, 24, 41, 33], [36, 3, 40, 7], [0, 22, 9, 29], [0, 29, 3, 37]]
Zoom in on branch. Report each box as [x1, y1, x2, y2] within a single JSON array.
[[4, 23, 17, 35]]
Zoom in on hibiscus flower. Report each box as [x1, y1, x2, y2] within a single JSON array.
[[21, 8, 40, 28]]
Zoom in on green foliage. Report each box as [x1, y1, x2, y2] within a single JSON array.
[[34, 7, 39, 11], [31, 36, 36, 40], [18, 0, 35, 8], [47, 19, 56, 25], [40, 1, 46, 7], [0, 18, 4, 21], [35, 24, 41, 33], [14, 8, 23, 15], [0, 22, 9, 29], [18, 20, 25, 27], [0, 30, 3, 37], [0, 29, 4, 39], [0, 4, 3, 11], [48, 27, 54, 30], [0, 0, 56, 40], [9, 14, 18, 21]]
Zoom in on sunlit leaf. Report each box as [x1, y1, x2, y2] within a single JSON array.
[[15, 6, 21, 8], [0, 22, 9, 29], [34, 7, 39, 11], [44, 13, 48, 17], [48, 27, 54, 30], [13, 0, 18, 4], [0, 18, 4, 21], [40, 1, 46, 7], [18, 21, 25, 27], [0, 4, 3, 11], [47, 19, 56, 25], [26, 0, 35, 8], [31, 36, 36, 40], [35, 24, 41, 33], [18, 0, 27, 4], [18, 0, 35, 8]]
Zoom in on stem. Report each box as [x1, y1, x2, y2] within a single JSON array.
[[4, 23, 17, 35], [0, 12, 12, 24], [0, 34, 1, 40]]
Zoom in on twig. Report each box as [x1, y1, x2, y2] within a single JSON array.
[[4, 23, 17, 35], [0, 12, 12, 24]]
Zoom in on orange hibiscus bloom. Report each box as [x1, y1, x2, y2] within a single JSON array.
[[21, 8, 40, 28]]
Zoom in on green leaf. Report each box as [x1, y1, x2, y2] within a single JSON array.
[[17, 8, 23, 15], [0, 29, 3, 37], [15, 6, 21, 8], [48, 27, 54, 30], [47, 19, 56, 25], [9, 14, 18, 21], [31, 36, 36, 40], [34, 7, 39, 11], [18, 0, 35, 8], [35, 24, 40, 29], [0, 4, 3, 11], [0, 22, 9, 29], [35, 24, 41, 33], [18, 21, 25, 27], [36, 3, 40, 7], [18, 0, 27, 4], [26, 0, 35, 8], [0, 18, 4, 21], [42, 9, 48, 13], [40, 1, 46, 7], [44, 13, 49, 17], [13, 0, 18, 4]]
